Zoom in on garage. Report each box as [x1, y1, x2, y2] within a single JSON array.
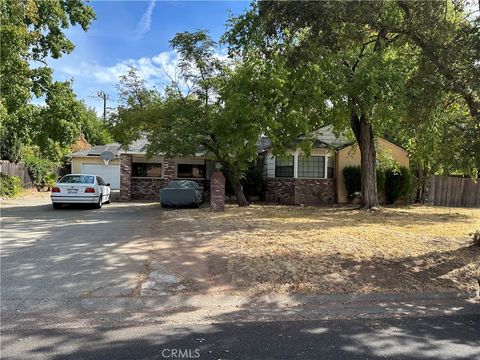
[[71, 144, 121, 190], [81, 163, 120, 189]]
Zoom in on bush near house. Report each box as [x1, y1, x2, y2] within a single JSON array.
[[343, 166, 362, 201], [385, 166, 412, 204], [0, 174, 22, 198], [376, 168, 386, 194], [242, 160, 265, 200], [343, 166, 386, 202], [23, 155, 58, 190]]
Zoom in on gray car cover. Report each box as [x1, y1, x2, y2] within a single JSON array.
[[160, 180, 203, 206]]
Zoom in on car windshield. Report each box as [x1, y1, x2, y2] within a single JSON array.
[[59, 175, 94, 184]]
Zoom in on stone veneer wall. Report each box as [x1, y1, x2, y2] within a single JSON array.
[[163, 157, 176, 182], [120, 154, 132, 201], [131, 178, 209, 200], [121, 154, 210, 200], [265, 178, 336, 205], [210, 171, 225, 212]]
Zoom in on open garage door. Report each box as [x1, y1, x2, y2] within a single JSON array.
[[81, 163, 120, 190]]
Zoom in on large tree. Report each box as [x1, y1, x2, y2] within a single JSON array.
[[112, 32, 275, 206], [30, 81, 112, 162], [226, 2, 414, 209], [0, 0, 95, 161]]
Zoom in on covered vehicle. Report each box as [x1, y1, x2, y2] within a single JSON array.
[[160, 180, 204, 208]]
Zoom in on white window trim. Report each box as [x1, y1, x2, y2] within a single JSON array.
[[293, 152, 299, 178], [273, 153, 335, 179], [296, 155, 327, 179]]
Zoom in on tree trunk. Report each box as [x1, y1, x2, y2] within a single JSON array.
[[222, 165, 249, 207], [414, 165, 428, 204], [349, 111, 379, 209]]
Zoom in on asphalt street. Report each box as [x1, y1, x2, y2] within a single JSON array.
[[1, 201, 162, 300], [1, 200, 479, 360], [2, 315, 479, 360]]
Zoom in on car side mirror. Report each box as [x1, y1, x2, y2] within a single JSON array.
[[106, 183, 110, 187]]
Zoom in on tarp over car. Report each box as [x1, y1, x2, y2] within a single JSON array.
[[160, 180, 203, 207]]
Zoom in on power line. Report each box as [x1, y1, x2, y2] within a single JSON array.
[[89, 91, 110, 121]]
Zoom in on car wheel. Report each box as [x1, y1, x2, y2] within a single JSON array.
[[52, 203, 62, 209], [95, 194, 103, 209]]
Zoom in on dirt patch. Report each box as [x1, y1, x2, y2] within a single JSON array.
[[151, 205, 480, 295], [1, 189, 51, 205]]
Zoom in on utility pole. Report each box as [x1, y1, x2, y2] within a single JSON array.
[[91, 91, 110, 121]]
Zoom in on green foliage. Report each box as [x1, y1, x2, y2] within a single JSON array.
[[0, 174, 22, 198], [226, 1, 479, 208], [80, 107, 113, 146], [0, 0, 95, 162], [22, 154, 57, 188], [241, 159, 265, 200], [385, 167, 412, 204], [225, 1, 420, 208], [111, 31, 278, 206], [342, 166, 362, 201], [343, 165, 386, 200], [376, 168, 386, 194]]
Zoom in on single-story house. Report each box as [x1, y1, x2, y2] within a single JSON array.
[[70, 126, 409, 204], [71, 139, 217, 199], [71, 144, 121, 189]]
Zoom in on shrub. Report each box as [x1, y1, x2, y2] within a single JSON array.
[[343, 166, 362, 201], [23, 155, 57, 189], [0, 174, 22, 198], [376, 168, 386, 194], [385, 166, 412, 204], [343, 166, 385, 201], [242, 160, 265, 200]]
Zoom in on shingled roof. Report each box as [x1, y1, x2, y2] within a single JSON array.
[[71, 143, 121, 157]]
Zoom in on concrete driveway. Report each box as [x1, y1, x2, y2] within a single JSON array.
[[1, 200, 163, 300]]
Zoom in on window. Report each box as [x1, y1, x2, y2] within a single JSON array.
[[96, 177, 106, 186], [177, 164, 206, 178], [59, 175, 94, 184], [275, 156, 294, 178], [132, 163, 162, 177], [327, 157, 334, 178], [298, 156, 325, 178]]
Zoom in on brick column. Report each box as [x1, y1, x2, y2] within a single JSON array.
[[210, 171, 225, 212], [120, 154, 132, 201], [163, 157, 176, 183]]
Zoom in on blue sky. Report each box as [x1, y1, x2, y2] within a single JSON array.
[[47, 1, 250, 114]]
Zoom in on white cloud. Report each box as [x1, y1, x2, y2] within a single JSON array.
[[136, 0, 156, 37], [60, 51, 180, 87], [56, 49, 229, 114]]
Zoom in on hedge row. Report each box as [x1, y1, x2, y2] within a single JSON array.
[[0, 173, 22, 198], [342, 165, 411, 204]]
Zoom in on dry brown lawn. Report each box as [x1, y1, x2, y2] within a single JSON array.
[[177, 205, 480, 295]]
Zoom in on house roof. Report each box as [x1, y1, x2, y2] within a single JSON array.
[[71, 143, 121, 158], [119, 138, 149, 154], [337, 138, 408, 153], [258, 137, 348, 152]]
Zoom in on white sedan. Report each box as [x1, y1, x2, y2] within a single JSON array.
[[51, 174, 111, 209]]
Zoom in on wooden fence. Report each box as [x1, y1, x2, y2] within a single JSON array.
[[0, 160, 34, 188], [428, 175, 480, 208]]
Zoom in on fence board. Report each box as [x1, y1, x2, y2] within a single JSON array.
[[428, 175, 480, 208], [0, 160, 34, 188]]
